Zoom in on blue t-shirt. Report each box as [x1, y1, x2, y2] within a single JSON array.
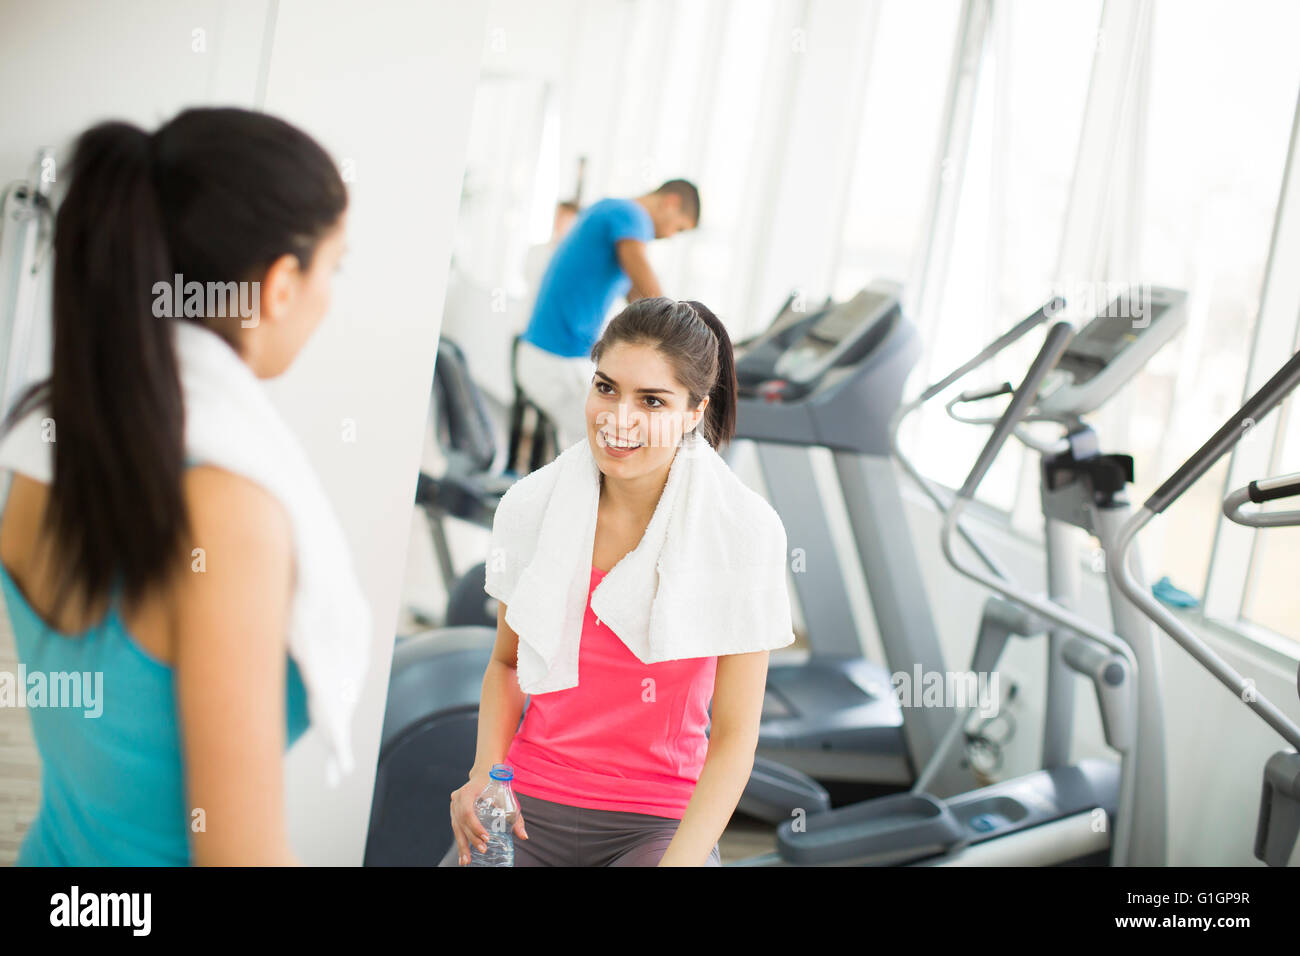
[[523, 198, 655, 358]]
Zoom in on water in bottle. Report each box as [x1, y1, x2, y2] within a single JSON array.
[[469, 764, 519, 867]]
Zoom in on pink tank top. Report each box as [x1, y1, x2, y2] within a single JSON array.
[[506, 565, 719, 818]]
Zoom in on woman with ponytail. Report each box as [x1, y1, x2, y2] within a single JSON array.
[[448, 297, 796, 866], [0, 108, 352, 865]]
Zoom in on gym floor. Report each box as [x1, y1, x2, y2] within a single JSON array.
[[719, 815, 778, 862]]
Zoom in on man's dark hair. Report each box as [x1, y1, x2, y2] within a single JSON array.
[[557, 200, 579, 214], [654, 179, 699, 225]]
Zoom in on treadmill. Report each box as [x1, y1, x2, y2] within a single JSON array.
[[730, 281, 977, 803]]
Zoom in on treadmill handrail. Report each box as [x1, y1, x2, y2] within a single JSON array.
[[936, 320, 1140, 663], [888, 301, 1061, 582], [956, 321, 1073, 498], [891, 312, 1141, 662], [1110, 350, 1300, 753], [944, 392, 1061, 429], [1111, 516, 1300, 752], [917, 298, 1062, 402], [1223, 472, 1300, 528], [1143, 350, 1300, 515]]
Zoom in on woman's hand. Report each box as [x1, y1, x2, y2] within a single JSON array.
[[449, 771, 528, 865]]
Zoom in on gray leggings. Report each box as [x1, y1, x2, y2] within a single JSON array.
[[439, 790, 721, 867]]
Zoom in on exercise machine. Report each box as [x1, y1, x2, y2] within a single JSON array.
[[728, 282, 1170, 806], [369, 338, 506, 863], [506, 334, 559, 476], [371, 336, 549, 862], [730, 281, 978, 802], [411, 337, 512, 630], [412, 335, 562, 631], [1110, 346, 1300, 865], [365, 625, 498, 866], [733, 286, 1187, 865]]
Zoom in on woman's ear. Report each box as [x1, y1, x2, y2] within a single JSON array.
[[688, 395, 710, 432], [258, 252, 303, 325]]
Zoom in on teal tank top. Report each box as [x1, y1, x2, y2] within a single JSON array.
[[2, 562, 310, 866]]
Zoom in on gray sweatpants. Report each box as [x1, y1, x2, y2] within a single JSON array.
[[439, 790, 722, 867]]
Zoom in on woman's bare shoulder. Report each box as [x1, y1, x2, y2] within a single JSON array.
[[182, 465, 291, 540], [176, 466, 293, 603], [0, 473, 46, 567]]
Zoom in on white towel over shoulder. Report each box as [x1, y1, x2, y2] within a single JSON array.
[[0, 320, 371, 785], [485, 428, 795, 694]]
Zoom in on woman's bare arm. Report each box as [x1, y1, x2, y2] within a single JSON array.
[[470, 601, 528, 775], [448, 600, 531, 864], [173, 466, 298, 865], [658, 648, 770, 866]]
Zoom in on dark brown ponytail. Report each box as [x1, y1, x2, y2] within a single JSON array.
[[682, 300, 737, 449]]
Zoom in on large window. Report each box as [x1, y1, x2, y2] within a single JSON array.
[[1086, 0, 1300, 626], [832, 0, 962, 300], [452, 75, 553, 295], [898, 0, 1102, 512], [892, 0, 1300, 647], [675, 0, 781, 323], [1243, 382, 1300, 637]]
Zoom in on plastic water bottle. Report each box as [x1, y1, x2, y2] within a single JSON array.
[[469, 764, 518, 867]]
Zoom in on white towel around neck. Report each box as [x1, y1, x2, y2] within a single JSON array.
[[485, 428, 795, 694], [0, 320, 371, 786]]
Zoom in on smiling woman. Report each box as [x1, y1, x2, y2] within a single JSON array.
[[590, 355, 688, 459], [589, 297, 737, 455], [444, 295, 795, 867], [585, 299, 735, 575]]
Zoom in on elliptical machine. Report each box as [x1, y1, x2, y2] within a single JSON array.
[[1110, 346, 1300, 865]]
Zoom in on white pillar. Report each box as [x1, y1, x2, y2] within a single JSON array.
[[261, 0, 486, 865]]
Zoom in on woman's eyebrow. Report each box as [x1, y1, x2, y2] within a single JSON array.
[[593, 370, 674, 395]]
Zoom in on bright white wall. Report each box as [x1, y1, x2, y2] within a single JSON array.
[[262, 0, 485, 865], [0, 0, 485, 865], [0, 1, 262, 168]]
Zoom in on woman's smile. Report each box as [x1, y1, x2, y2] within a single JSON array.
[[597, 429, 645, 458]]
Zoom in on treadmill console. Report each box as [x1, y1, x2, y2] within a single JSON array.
[[739, 279, 905, 401], [734, 293, 833, 388], [1036, 286, 1187, 417]]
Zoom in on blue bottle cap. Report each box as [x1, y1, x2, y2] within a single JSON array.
[[490, 764, 514, 781]]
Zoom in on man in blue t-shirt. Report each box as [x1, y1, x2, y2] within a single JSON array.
[[515, 179, 699, 448]]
